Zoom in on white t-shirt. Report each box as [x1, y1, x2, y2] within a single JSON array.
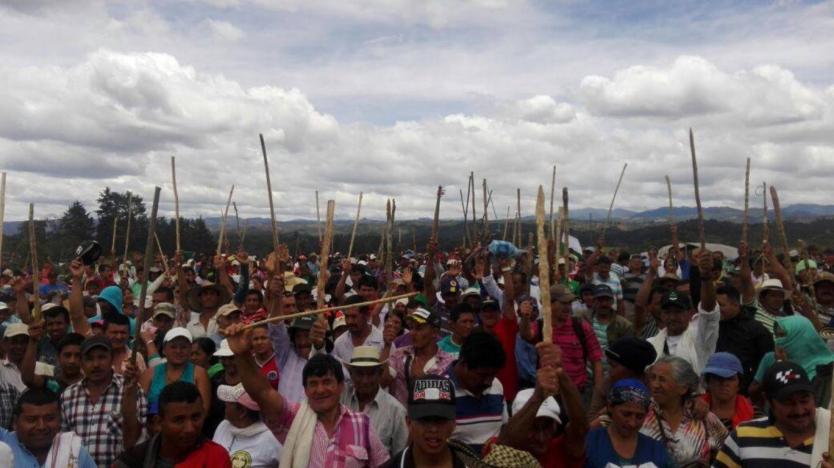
[[212, 420, 282, 468], [665, 334, 683, 356]]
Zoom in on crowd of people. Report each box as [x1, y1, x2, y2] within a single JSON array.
[[1, 231, 834, 467]]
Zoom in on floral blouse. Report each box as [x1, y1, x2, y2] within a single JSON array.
[[639, 400, 729, 467]]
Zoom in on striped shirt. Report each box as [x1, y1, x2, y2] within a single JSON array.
[[713, 417, 813, 468], [592, 272, 624, 309], [445, 363, 508, 454]]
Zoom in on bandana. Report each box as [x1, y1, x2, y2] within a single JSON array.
[[608, 378, 651, 409]]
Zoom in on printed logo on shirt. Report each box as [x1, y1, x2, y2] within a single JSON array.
[[230, 450, 253, 468], [267, 370, 279, 382]]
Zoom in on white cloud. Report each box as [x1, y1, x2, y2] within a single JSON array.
[[204, 19, 244, 42]]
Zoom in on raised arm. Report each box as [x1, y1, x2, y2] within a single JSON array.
[[121, 359, 143, 449], [233, 252, 251, 306], [333, 257, 352, 305], [763, 242, 793, 292], [226, 323, 286, 417], [68, 260, 90, 336], [21, 320, 47, 389], [14, 277, 32, 324], [423, 241, 438, 305]]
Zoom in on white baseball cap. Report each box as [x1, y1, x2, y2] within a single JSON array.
[[163, 327, 193, 344], [3, 323, 29, 339], [511, 388, 562, 424]]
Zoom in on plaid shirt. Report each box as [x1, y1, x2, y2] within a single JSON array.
[[61, 373, 147, 467], [0, 382, 19, 430]]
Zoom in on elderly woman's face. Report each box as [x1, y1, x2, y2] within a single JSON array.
[[648, 362, 688, 407]]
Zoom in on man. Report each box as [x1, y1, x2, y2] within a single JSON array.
[[269, 315, 325, 405], [1, 323, 28, 392], [813, 272, 834, 327], [383, 376, 480, 467], [622, 254, 647, 318], [714, 361, 832, 468], [60, 335, 146, 467], [647, 249, 720, 374], [21, 321, 84, 394], [213, 383, 282, 467], [576, 284, 634, 353], [225, 323, 389, 467], [210, 303, 242, 345], [36, 304, 70, 367], [251, 323, 281, 390], [292, 283, 314, 312], [589, 255, 624, 315], [0, 388, 96, 467], [446, 330, 508, 454], [185, 282, 231, 339], [386, 308, 455, 404], [38, 268, 68, 300], [332, 295, 384, 364], [343, 346, 409, 455], [437, 303, 476, 358], [738, 244, 795, 334], [105, 312, 147, 375], [716, 284, 774, 395], [115, 381, 231, 467], [588, 336, 658, 417]]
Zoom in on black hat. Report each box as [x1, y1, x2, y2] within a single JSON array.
[[481, 298, 500, 312], [661, 291, 692, 310], [764, 361, 814, 402], [289, 315, 316, 330], [408, 376, 457, 421], [75, 240, 102, 266], [593, 285, 615, 299], [81, 335, 112, 355], [604, 337, 657, 375]]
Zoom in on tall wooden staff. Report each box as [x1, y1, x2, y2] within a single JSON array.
[[431, 186, 443, 242], [137, 187, 161, 334], [153, 232, 171, 277], [459, 188, 469, 248], [549, 165, 556, 241], [742, 158, 751, 245], [602, 163, 628, 242], [260, 134, 279, 251], [665, 175, 674, 225], [28, 204, 41, 322], [315, 190, 322, 245], [769, 186, 793, 272], [216, 185, 235, 256], [516, 188, 522, 245], [171, 156, 181, 252], [385, 200, 395, 282], [502, 206, 511, 241], [232, 201, 242, 249], [347, 192, 363, 259], [562, 188, 570, 271], [123, 192, 133, 266], [110, 217, 118, 257], [689, 129, 706, 250], [536, 186, 553, 342], [469, 174, 478, 242], [0, 172, 5, 267], [316, 200, 335, 309], [482, 179, 489, 242], [762, 182, 769, 244]]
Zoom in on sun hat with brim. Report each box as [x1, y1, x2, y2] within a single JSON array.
[[462, 287, 481, 298], [347, 346, 383, 367], [81, 335, 112, 355], [408, 308, 441, 328], [2, 323, 28, 339], [186, 283, 232, 312], [549, 285, 576, 304], [153, 302, 176, 319], [216, 303, 242, 318], [408, 376, 456, 421], [213, 339, 234, 357], [332, 314, 347, 331], [758, 278, 788, 300], [702, 352, 744, 379], [283, 272, 308, 293], [163, 327, 192, 344], [511, 388, 562, 424], [217, 383, 260, 411], [815, 272, 834, 287]]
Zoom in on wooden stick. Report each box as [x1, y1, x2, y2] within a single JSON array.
[[260, 134, 279, 251], [385, 200, 395, 283], [665, 175, 674, 225], [769, 185, 793, 273], [110, 216, 118, 257], [602, 163, 628, 242], [562, 188, 570, 271], [459, 188, 469, 248], [0, 172, 5, 268], [316, 200, 335, 309], [240, 220, 248, 248], [28, 204, 40, 322], [216, 185, 235, 256], [232, 201, 242, 249], [242, 292, 418, 330], [171, 156, 181, 252], [123, 192, 133, 267], [136, 187, 161, 356], [315, 190, 322, 245], [482, 179, 489, 242], [431, 186, 443, 242], [555, 207, 563, 269], [516, 188, 522, 245], [502, 206, 510, 241], [762, 182, 769, 245], [549, 165, 556, 241], [536, 186, 553, 342], [742, 158, 751, 245], [153, 232, 170, 277], [470, 173, 478, 243], [347, 192, 363, 259], [689, 128, 706, 250]]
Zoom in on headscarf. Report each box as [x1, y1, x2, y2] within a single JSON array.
[[608, 378, 651, 410], [774, 315, 834, 380]]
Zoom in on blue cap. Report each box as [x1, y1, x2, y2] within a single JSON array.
[[98, 285, 124, 315], [702, 352, 743, 378]]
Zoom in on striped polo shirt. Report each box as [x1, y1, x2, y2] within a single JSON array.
[[445, 363, 508, 455], [713, 417, 813, 468]]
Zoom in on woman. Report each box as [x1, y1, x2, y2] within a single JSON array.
[[140, 327, 211, 416], [751, 314, 834, 406], [700, 352, 756, 431], [192, 337, 223, 379], [643, 356, 727, 467], [586, 379, 672, 468]]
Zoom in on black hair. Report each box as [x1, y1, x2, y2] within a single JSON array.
[[460, 331, 506, 370], [158, 381, 202, 417], [450, 303, 475, 323], [648, 286, 669, 303], [357, 275, 378, 291], [245, 289, 264, 303], [343, 295, 370, 314], [154, 286, 175, 302], [57, 333, 85, 353], [302, 354, 344, 387], [617, 251, 631, 264], [43, 305, 70, 323], [14, 388, 59, 418], [103, 310, 130, 330], [597, 256, 612, 266], [716, 285, 741, 304], [512, 271, 528, 284]]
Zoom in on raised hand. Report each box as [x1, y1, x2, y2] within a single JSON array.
[[28, 319, 45, 341], [69, 259, 84, 280], [224, 323, 252, 355], [310, 318, 328, 348]]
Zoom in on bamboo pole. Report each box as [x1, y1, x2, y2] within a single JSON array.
[[459, 189, 469, 248], [347, 192, 364, 259], [385, 200, 395, 283], [516, 188, 522, 245], [153, 232, 170, 277], [260, 134, 279, 251], [502, 206, 510, 241], [216, 185, 235, 256], [136, 187, 161, 344], [601, 163, 628, 242], [562, 188, 570, 272], [316, 200, 335, 309], [769, 185, 793, 273], [242, 292, 418, 330], [0, 172, 5, 267], [123, 192, 133, 266], [171, 156, 181, 252], [549, 165, 556, 241], [536, 186, 553, 342], [742, 158, 751, 245], [762, 182, 769, 244], [470, 173, 478, 242], [555, 207, 563, 272], [110, 216, 118, 257], [240, 220, 248, 248], [28, 204, 40, 322], [431, 186, 443, 242], [232, 201, 242, 249], [665, 175, 674, 225], [315, 190, 322, 245], [482, 179, 489, 242], [689, 129, 706, 250]]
